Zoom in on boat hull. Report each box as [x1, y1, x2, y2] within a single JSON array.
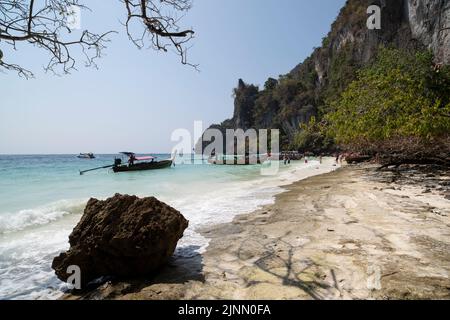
[[112, 160, 172, 172], [77, 154, 95, 159]]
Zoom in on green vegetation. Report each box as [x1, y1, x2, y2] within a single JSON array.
[[290, 117, 335, 154], [325, 47, 450, 163], [208, 45, 449, 164]]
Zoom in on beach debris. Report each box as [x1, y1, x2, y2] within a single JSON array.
[[431, 209, 446, 217], [52, 194, 188, 288]]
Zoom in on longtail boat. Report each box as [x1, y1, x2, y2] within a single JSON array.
[[112, 155, 173, 172], [79, 152, 174, 175]]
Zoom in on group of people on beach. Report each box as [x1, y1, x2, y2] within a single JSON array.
[[282, 154, 324, 165], [281, 152, 346, 167]]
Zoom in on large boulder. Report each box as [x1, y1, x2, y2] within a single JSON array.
[[52, 194, 188, 287]]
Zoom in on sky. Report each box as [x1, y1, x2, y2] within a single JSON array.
[[0, 0, 346, 154]]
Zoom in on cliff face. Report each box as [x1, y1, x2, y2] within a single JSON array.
[[198, 0, 450, 151], [232, 79, 259, 129], [407, 0, 450, 64]]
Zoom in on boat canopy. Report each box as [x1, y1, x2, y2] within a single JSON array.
[[135, 156, 155, 161], [120, 152, 156, 161], [120, 152, 135, 157]]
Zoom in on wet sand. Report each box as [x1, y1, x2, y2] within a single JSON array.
[[67, 164, 450, 300]]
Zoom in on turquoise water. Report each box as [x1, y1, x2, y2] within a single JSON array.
[[0, 154, 336, 299]]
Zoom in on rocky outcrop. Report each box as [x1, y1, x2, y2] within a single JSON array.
[[232, 79, 259, 130], [52, 194, 188, 287], [198, 0, 450, 151]]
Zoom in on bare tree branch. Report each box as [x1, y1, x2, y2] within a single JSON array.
[[122, 0, 197, 69], [0, 0, 196, 78]]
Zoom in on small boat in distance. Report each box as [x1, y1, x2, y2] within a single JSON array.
[[77, 152, 95, 159]]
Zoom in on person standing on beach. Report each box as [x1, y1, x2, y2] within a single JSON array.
[[319, 155, 323, 164]]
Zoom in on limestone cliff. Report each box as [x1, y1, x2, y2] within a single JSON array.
[[197, 0, 450, 152]]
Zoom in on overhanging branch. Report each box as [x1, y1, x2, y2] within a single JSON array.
[[0, 0, 197, 78]]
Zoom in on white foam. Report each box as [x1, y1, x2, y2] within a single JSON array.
[[0, 215, 80, 299], [0, 199, 86, 234]]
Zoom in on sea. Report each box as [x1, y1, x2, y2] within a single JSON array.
[[0, 154, 338, 299]]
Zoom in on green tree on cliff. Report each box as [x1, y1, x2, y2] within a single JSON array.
[[325, 47, 450, 164]]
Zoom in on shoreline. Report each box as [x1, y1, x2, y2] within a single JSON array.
[[64, 164, 450, 300]]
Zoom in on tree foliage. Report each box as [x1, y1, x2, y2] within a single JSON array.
[[290, 116, 335, 154], [326, 48, 450, 152]]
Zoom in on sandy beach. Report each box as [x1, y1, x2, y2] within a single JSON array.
[[67, 164, 450, 300]]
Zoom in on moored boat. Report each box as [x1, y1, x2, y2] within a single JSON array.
[[77, 153, 95, 159], [112, 157, 173, 172], [79, 152, 174, 175]]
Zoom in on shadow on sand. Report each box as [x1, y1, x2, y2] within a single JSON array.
[[68, 245, 204, 299]]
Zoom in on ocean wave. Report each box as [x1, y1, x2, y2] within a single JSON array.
[[0, 199, 86, 234]]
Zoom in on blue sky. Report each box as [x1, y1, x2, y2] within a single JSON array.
[[0, 0, 346, 154]]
